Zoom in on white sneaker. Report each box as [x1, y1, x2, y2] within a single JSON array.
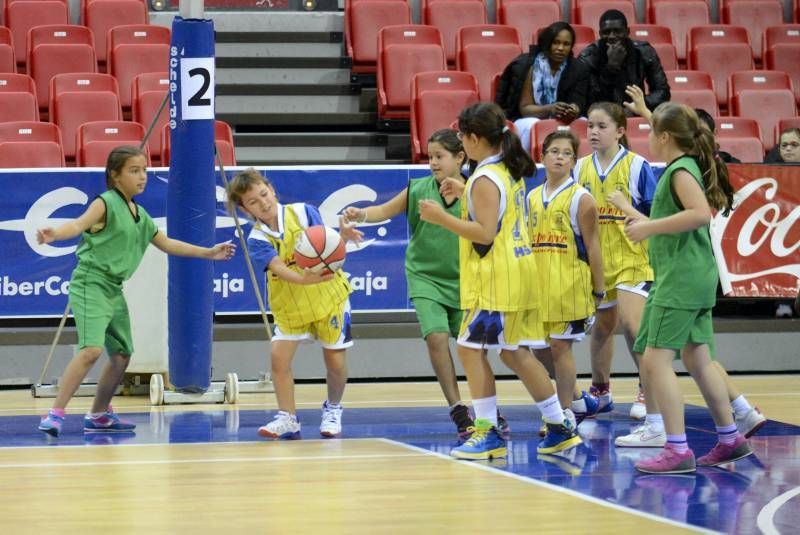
[[320, 401, 343, 438], [630, 388, 647, 420], [735, 407, 767, 438], [258, 411, 301, 440], [614, 424, 666, 447]]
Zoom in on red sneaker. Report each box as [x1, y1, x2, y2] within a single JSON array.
[[635, 446, 696, 474], [697, 435, 753, 467]]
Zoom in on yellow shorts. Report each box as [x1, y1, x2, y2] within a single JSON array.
[[458, 308, 545, 350], [542, 318, 592, 346], [273, 300, 353, 349], [598, 280, 652, 310]]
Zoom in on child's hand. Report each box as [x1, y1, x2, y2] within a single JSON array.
[[439, 177, 465, 200], [343, 206, 364, 223], [209, 241, 236, 260], [300, 267, 334, 285], [418, 199, 445, 224], [607, 190, 632, 212], [36, 228, 56, 244], [338, 215, 364, 243], [624, 217, 651, 243], [623, 85, 649, 118]]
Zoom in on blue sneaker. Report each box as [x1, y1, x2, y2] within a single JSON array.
[[450, 418, 507, 460], [38, 410, 64, 437], [571, 390, 601, 424], [589, 386, 615, 413], [538, 418, 583, 454], [84, 411, 136, 433]]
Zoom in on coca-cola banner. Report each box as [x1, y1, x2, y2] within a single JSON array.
[[711, 164, 800, 298]]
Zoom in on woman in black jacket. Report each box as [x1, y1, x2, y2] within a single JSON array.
[[495, 21, 588, 154]]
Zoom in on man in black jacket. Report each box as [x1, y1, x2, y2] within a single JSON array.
[[579, 9, 670, 114]]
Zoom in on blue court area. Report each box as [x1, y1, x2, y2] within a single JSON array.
[[1, 403, 799, 533]]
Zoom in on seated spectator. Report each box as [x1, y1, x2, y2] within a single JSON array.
[[764, 127, 800, 164], [495, 21, 588, 153], [694, 108, 741, 164], [579, 9, 669, 115]]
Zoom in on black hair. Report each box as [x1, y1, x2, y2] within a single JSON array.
[[599, 9, 628, 28], [537, 22, 576, 59], [458, 102, 536, 181], [694, 108, 716, 133]]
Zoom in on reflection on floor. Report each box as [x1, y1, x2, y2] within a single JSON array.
[[1, 403, 798, 533]]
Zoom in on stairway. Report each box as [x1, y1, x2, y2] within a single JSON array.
[[151, 10, 410, 165]]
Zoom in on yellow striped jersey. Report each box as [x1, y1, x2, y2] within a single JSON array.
[[527, 179, 594, 321], [459, 157, 537, 312], [248, 203, 351, 326], [573, 147, 656, 287]]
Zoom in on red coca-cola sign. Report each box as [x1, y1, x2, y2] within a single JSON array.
[[711, 164, 800, 298]]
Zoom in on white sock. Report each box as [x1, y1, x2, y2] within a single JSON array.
[[538, 394, 564, 423], [472, 396, 498, 426], [645, 413, 664, 432], [571, 396, 587, 413], [731, 395, 752, 417]]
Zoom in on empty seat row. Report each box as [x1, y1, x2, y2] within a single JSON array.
[[0, 119, 236, 168]]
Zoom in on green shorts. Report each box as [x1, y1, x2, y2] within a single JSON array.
[[412, 297, 462, 339], [633, 301, 715, 358], [69, 270, 134, 356]]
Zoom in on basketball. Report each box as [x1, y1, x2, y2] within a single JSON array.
[[293, 225, 346, 274]]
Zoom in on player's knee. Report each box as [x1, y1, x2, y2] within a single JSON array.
[[78, 347, 103, 365]]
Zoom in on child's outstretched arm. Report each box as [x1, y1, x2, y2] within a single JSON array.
[[151, 233, 236, 260], [37, 198, 106, 244], [338, 215, 364, 243], [343, 188, 407, 224]]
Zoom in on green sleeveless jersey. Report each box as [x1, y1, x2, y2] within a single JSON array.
[[648, 156, 718, 309], [405, 175, 462, 308], [75, 189, 158, 283]]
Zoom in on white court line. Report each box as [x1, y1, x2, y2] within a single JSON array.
[[0, 451, 426, 470], [757, 486, 800, 535], [379, 438, 717, 535], [0, 436, 381, 451]]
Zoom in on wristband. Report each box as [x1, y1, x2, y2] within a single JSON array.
[[592, 290, 607, 299]]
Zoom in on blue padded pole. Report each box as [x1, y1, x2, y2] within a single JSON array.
[[167, 16, 216, 393]]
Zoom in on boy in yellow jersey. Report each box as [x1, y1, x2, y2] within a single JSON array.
[[420, 103, 581, 460], [574, 101, 657, 419], [528, 131, 605, 426], [226, 169, 363, 440]]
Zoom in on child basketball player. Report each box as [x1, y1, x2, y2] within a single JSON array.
[[225, 168, 363, 439], [36, 146, 235, 437], [420, 103, 581, 460]]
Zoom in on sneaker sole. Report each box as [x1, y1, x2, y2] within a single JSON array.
[[257, 429, 301, 440], [636, 464, 697, 475], [614, 440, 666, 448], [697, 447, 754, 467], [84, 428, 136, 433], [450, 447, 507, 460], [538, 434, 583, 454], [320, 431, 341, 438], [38, 426, 60, 437]]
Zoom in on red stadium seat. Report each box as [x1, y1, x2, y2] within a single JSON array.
[[410, 70, 479, 163], [569, 24, 596, 56], [423, 0, 486, 64], [377, 25, 446, 120], [0, 121, 64, 167], [574, 1, 636, 30], [689, 43, 754, 107], [687, 25, 751, 60], [76, 120, 148, 167], [132, 84, 169, 162], [652, 43, 678, 70], [106, 25, 171, 67], [732, 89, 797, 149], [456, 25, 521, 101], [765, 44, 800, 106], [716, 137, 764, 162], [727, 71, 793, 112], [629, 24, 673, 45], [0, 25, 14, 72], [27, 25, 97, 112], [49, 73, 121, 160], [497, 0, 560, 50], [626, 117, 653, 139], [109, 42, 169, 109], [763, 25, 800, 57], [670, 88, 719, 116], [722, 0, 783, 61], [5, 0, 69, 67], [0, 72, 37, 121], [345, 0, 411, 74], [160, 120, 236, 168], [666, 70, 714, 91], [715, 117, 762, 140], [628, 137, 658, 162], [530, 118, 589, 160], [650, 0, 710, 61], [85, 0, 148, 66]]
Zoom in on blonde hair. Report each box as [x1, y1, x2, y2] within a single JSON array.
[[651, 102, 734, 216]]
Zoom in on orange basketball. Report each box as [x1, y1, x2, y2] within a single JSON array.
[[293, 225, 346, 274]]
